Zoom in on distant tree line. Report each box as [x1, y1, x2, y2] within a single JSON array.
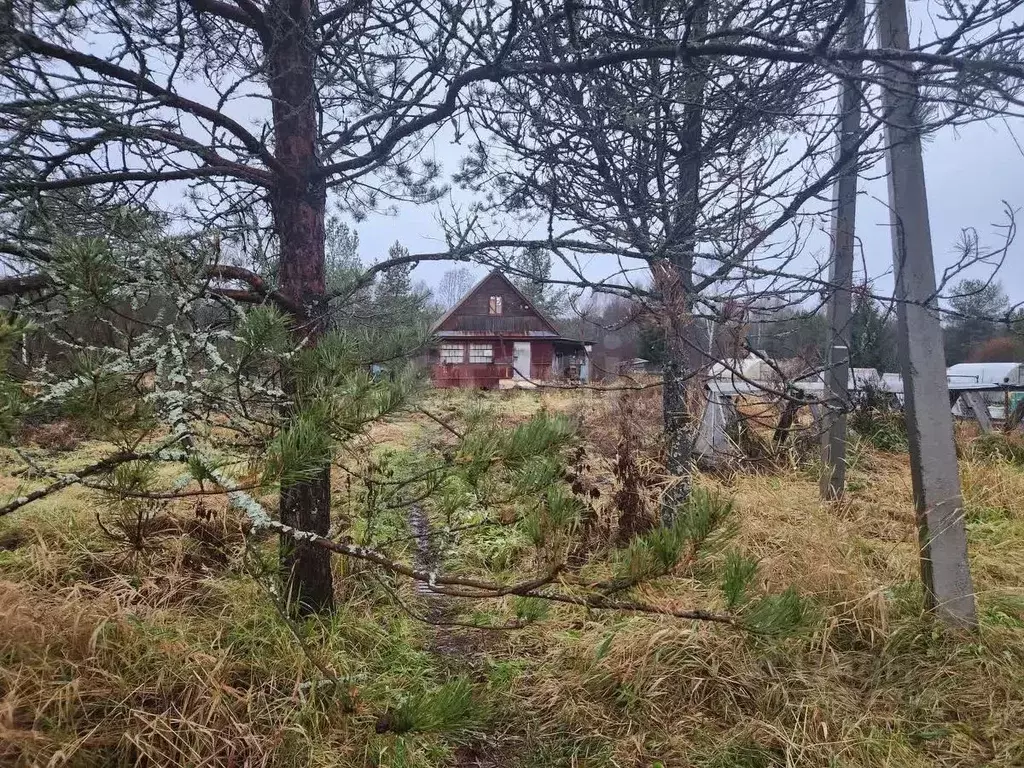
[[392, 262, 1024, 374], [942, 279, 1024, 364], [35, 203, 1013, 377], [539, 276, 1023, 381]]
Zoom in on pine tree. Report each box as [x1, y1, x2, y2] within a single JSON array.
[[511, 246, 568, 319], [636, 321, 668, 367], [324, 217, 362, 292], [375, 243, 415, 309], [943, 278, 1011, 364], [850, 289, 898, 371], [368, 242, 432, 339], [0, 199, 808, 632]]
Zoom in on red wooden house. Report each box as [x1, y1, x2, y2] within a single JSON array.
[[428, 270, 590, 389]]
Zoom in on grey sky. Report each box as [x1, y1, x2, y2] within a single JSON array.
[[114, 3, 1021, 312], [347, 114, 1022, 310]]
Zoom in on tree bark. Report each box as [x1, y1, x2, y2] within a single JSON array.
[[267, 0, 333, 614], [820, 0, 865, 501], [661, 347, 696, 524], [659, 4, 707, 526]]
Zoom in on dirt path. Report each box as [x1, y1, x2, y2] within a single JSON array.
[[407, 504, 512, 767], [407, 503, 496, 662]]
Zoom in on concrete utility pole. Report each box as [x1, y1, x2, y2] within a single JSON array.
[[877, 0, 978, 628], [820, 0, 866, 501]]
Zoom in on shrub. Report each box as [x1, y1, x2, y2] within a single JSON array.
[[972, 431, 1024, 467], [849, 386, 908, 452], [387, 676, 481, 735]]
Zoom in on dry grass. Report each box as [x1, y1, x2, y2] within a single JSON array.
[[0, 572, 457, 767], [0, 454, 466, 767], [2, 390, 1024, 767], [471, 398, 1024, 767], [0, 526, 467, 767], [497, 602, 1024, 766]]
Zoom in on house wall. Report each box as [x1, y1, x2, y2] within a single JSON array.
[[431, 338, 556, 389]]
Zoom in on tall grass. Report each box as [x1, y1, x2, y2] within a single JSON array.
[[0, 481, 482, 767], [2, 398, 1024, 766]]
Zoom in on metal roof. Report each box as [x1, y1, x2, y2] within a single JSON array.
[[708, 378, 824, 398], [881, 372, 904, 394], [436, 330, 560, 338], [435, 330, 589, 347], [946, 362, 1024, 385], [708, 371, 1024, 399], [851, 368, 882, 387]]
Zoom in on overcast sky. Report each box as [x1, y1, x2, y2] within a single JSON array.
[[342, 4, 1024, 311], [9, 1, 1021, 314], [122, 3, 1023, 312], [345, 113, 1022, 310]]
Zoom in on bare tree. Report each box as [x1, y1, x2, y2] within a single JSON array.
[[437, 266, 476, 310], [446, 0, 1024, 525], [3, 0, 1024, 618], [459, 0, 843, 520]]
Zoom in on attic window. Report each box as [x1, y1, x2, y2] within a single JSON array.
[[488, 295, 503, 315]]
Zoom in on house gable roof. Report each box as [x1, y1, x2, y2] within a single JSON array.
[[430, 268, 560, 335]]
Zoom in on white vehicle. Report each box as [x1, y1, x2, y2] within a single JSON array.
[[946, 362, 1024, 388]]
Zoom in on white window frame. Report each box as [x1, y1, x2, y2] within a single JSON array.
[[469, 343, 494, 364], [488, 295, 503, 315], [440, 343, 464, 364]]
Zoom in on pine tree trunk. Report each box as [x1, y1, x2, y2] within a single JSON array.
[[661, 352, 695, 524], [267, 0, 333, 614], [659, 5, 706, 526]]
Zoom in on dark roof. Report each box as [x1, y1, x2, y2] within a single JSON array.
[[435, 330, 591, 347], [436, 329, 558, 338], [429, 268, 560, 336]]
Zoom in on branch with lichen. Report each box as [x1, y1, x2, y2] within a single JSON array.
[[0, 444, 188, 518], [199, 458, 739, 626]]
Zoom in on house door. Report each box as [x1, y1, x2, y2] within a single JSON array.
[[513, 342, 531, 380]]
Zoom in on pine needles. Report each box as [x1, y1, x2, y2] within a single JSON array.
[[721, 548, 758, 609], [613, 488, 733, 587]]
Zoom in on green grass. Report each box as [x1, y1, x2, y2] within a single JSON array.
[[2, 393, 1024, 766]]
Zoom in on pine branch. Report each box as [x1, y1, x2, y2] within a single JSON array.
[[0, 168, 267, 193], [372, 572, 529, 631], [206, 265, 299, 313], [0, 274, 50, 297], [0, 446, 182, 518], [7, 30, 284, 177], [0, 265, 297, 312], [186, 0, 268, 40], [206, 460, 738, 626]]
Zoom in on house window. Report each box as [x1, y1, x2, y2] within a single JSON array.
[[469, 343, 494, 363], [488, 295, 503, 315], [440, 343, 464, 364]]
